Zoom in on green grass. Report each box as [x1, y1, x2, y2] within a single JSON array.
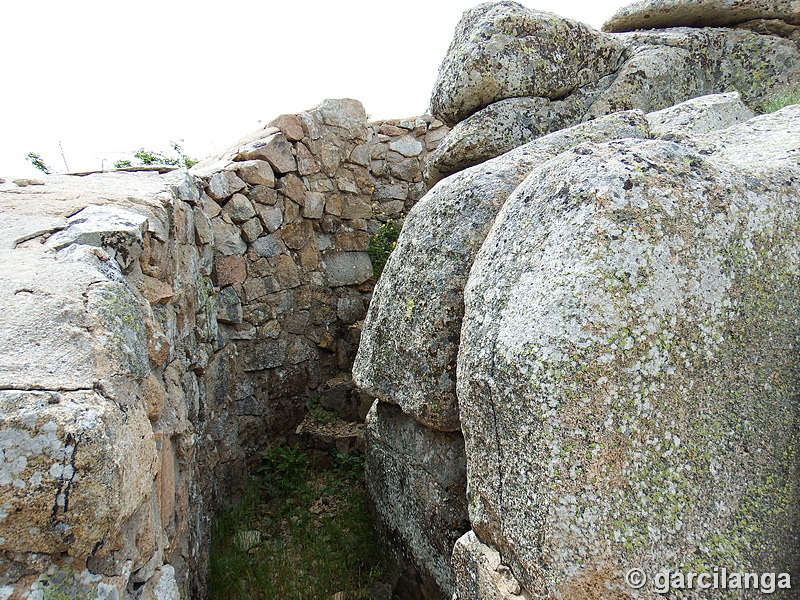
[[758, 89, 800, 114], [207, 447, 388, 600]]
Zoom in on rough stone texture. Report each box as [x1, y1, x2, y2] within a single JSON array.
[[355, 111, 650, 433], [452, 531, 530, 600], [455, 107, 800, 598], [268, 113, 305, 142], [646, 91, 756, 138], [222, 193, 256, 223], [236, 132, 298, 174], [0, 213, 65, 249], [207, 170, 246, 200], [424, 97, 579, 185], [585, 27, 800, 119], [0, 173, 201, 599], [430, 1, 624, 125], [0, 99, 446, 599], [365, 401, 469, 600], [0, 389, 156, 557], [232, 159, 275, 187], [46, 205, 149, 270], [603, 0, 800, 32], [323, 251, 373, 286], [427, 1, 800, 179], [735, 18, 800, 47]]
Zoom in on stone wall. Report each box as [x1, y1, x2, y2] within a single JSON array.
[[188, 98, 446, 485], [0, 98, 446, 600]]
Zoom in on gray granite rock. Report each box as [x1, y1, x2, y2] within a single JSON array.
[[322, 251, 373, 286], [646, 91, 756, 139], [430, 1, 624, 125], [354, 111, 650, 432], [426, 8, 800, 180], [457, 106, 800, 598], [236, 132, 297, 174], [46, 204, 149, 271], [365, 401, 468, 600], [604, 0, 800, 32], [424, 96, 580, 185]]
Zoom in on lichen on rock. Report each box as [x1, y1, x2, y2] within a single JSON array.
[[456, 106, 800, 598]]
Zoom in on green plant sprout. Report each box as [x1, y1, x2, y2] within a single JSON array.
[[367, 217, 403, 277], [26, 152, 51, 174]]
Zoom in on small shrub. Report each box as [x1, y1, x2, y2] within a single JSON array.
[[367, 217, 403, 277], [308, 394, 336, 424], [256, 444, 308, 498], [114, 140, 198, 169], [26, 152, 51, 175]]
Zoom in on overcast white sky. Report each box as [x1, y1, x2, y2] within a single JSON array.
[[1, 0, 628, 177]]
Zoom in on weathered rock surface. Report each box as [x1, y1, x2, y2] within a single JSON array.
[[0, 389, 156, 557], [735, 17, 800, 46], [322, 251, 373, 286], [365, 401, 468, 599], [0, 213, 65, 249], [456, 106, 800, 598], [46, 205, 149, 270], [424, 97, 579, 185], [645, 90, 756, 138], [428, 1, 800, 180], [0, 250, 104, 392], [0, 173, 203, 599], [430, 1, 624, 125], [585, 27, 800, 118], [452, 531, 530, 600], [604, 0, 800, 32], [355, 110, 650, 433]]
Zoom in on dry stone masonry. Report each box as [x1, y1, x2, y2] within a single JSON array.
[[0, 100, 445, 599]]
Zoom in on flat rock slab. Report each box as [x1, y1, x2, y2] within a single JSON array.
[[0, 213, 65, 249], [0, 249, 100, 391], [0, 172, 175, 219], [46, 205, 149, 270], [322, 251, 373, 286], [604, 0, 800, 32]]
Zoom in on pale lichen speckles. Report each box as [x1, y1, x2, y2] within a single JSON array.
[[456, 109, 800, 597], [87, 280, 150, 381]]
